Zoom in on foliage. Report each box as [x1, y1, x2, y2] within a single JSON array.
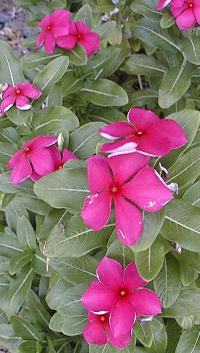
[[0, 0, 200, 352]]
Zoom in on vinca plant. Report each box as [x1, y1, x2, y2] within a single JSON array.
[[0, 0, 200, 352]]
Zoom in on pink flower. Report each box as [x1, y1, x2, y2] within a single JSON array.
[[83, 312, 132, 349], [8, 135, 58, 184], [156, 0, 172, 10], [82, 258, 161, 344], [50, 147, 77, 170], [170, 0, 200, 30], [0, 83, 41, 115], [81, 153, 173, 246], [36, 10, 71, 54], [99, 108, 187, 157], [56, 21, 100, 57]]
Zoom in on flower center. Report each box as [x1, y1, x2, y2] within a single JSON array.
[[16, 89, 21, 95], [100, 316, 106, 322], [120, 290, 126, 297], [58, 165, 63, 170], [47, 25, 51, 31], [188, 1, 193, 7], [136, 130, 143, 136], [77, 33, 82, 40], [110, 185, 118, 194], [25, 147, 30, 153]]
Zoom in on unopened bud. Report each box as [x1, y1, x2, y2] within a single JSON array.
[[172, 242, 182, 254], [58, 132, 64, 151], [168, 182, 179, 194]]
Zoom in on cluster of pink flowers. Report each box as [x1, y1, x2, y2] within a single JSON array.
[[82, 257, 162, 349], [36, 9, 100, 57], [8, 135, 76, 184], [156, 0, 200, 30], [0, 82, 41, 116], [81, 108, 187, 247]]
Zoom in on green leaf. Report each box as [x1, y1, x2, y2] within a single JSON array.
[[121, 54, 165, 76], [0, 40, 24, 85], [131, 18, 180, 53], [158, 61, 194, 109], [26, 290, 51, 330], [18, 341, 40, 353], [17, 216, 36, 251], [175, 326, 200, 353], [0, 232, 22, 257], [135, 237, 164, 281], [5, 198, 29, 232], [147, 319, 167, 353], [33, 106, 79, 136], [69, 122, 104, 159], [163, 287, 200, 318], [5, 266, 34, 316], [181, 36, 200, 65], [134, 321, 153, 348], [74, 4, 93, 27], [131, 0, 161, 21], [133, 210, 165, 253], [46, 215, 113, 258], [166, 319, 182, 353], [61, 70, 84, 96], [0, 256, 9, 274], [160, 12, 175, 28], [7, 109, 32, 126], [94, 21, 116, 41], [154, 254, 181, 308], [21, 51, 62, 68], [183, 181, 200, 207], [68, 44, 87, 66], [168, 146, 200, 191], [33, 56, 69, 107], [10, 315, 41, 341], [106, 236, 134, 266], [34, 164, 88, 212], [50, 255, 97, 284], [162, 199, 200, 252], [89, 340, 136, 353], [9, 252, 33, 275], [81, 79, 128, 107]]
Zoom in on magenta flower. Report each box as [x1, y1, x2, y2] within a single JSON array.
[[0, 83, 41, 115], [81, 153, 173, 246], [83, 312, 132, 349], [82, 258, 161, 343], [36, 10, 71, 54], [170, 0, 200, 30], [50, 147, 77, 170], [99, 108, 187, 157], [56, 21, 100, 57], [156, 0, 172, 10], [8, 135, 58, 184]]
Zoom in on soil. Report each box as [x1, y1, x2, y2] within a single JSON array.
[[0, 0, 30, 57]]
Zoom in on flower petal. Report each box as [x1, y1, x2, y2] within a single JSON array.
[[156, 0, 172, 10], [8, 150, 24, 169], [137, 132, 171, 157], [44, 31, 56, 54], [170, 2, 187, 17], [30, 149, 55, 176], [148, 119, 187, 151], [115, 196, 143, 247], [87, 156, 113, 193], [30, 170, 42, 182], [83, 321, 107, 345], [24, 135, 57, 149], [108, 329, 132, 349], [56, 35, 77, 50], [123, 262, 147, 290], [99, 122, 134, 140], [36, 31, 45, 48], [2, 85, 15, 98], [131, 288, 162, 316], [110, 301, 136, 337], [127, 108, 159, 130], [82, 281, 117, 312], [79, 32, 100, 57], [176, 9, 196, 30], [38, 14, 51, 30], [97, 257, 123, 290], [109, 152, 149, 185], [75, 21, 91, 34], [62, 149, 77, 164], [81, 192, 112, 231], [122, 166, 173, 213], [17, 83, 41, 100], [0, 95, 15, 113], [194, 6, 200, 24], [51, 10, 71, 36], [15, 96, 31, 110], [10, 155, 32, 184], [100, 138, 138, 156]]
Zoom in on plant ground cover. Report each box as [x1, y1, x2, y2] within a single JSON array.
[[0, 0, 200, 352]]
